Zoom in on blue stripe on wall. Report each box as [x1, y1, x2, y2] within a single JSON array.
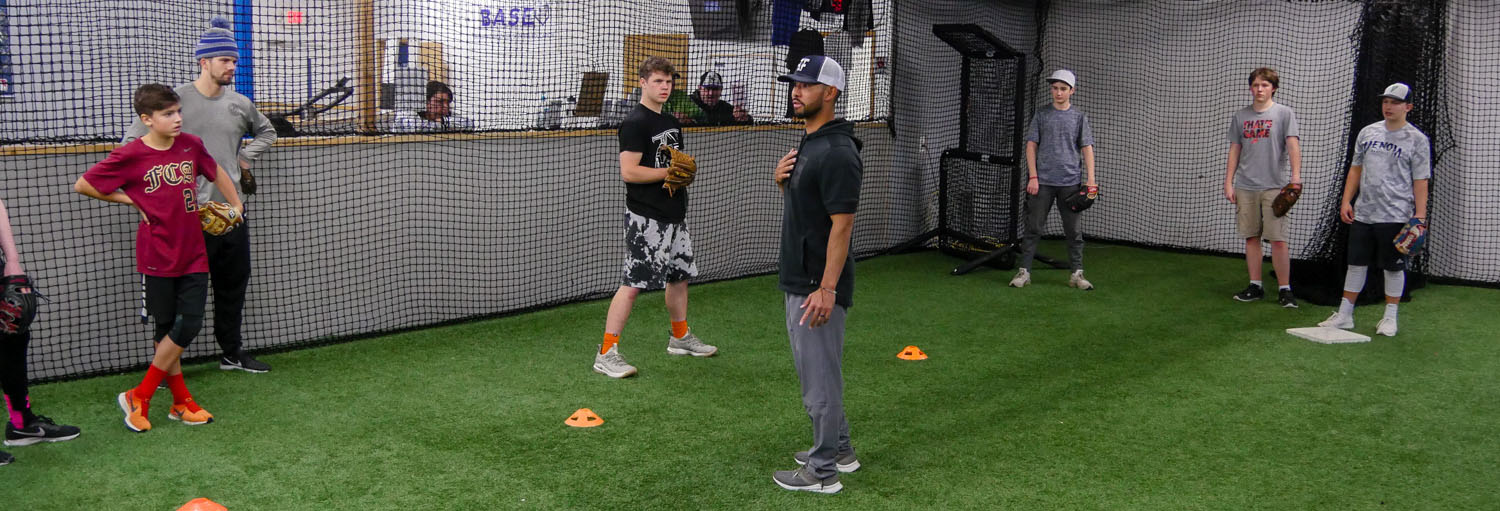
[[234, 0, 253, 100]]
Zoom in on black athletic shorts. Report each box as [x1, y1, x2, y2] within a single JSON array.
[[144, 273, 209, 325], [1347, 221, 1407, 271]]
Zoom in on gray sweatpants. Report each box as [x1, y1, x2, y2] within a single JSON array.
[[784, 293, 854, 480], [1019, 184, 1085, 271]]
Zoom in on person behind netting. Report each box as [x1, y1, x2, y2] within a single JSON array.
[[389, 81, 476, 133], [124, 15, 277, 374], [1317, 83, 1430, 337], [688, 71, 753, 126], [0, 197, 81, 467], [1009, 69, 1097, 290], [1224, 67, 1303, 308]]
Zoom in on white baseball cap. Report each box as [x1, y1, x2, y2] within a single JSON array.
[[1046, 69, 1076, 88], [1379, 82, 1412, 102]]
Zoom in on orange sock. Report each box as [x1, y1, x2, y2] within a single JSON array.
[[671, 320, 689, 339], [601, 333, 619, 354]]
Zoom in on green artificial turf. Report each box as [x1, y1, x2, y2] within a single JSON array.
[[6, 243, 1498, 510]]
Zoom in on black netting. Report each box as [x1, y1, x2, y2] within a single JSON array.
[[2, 0, 908, 382], [964, 57, 1024, 158], [1295, 0, 1454, 305], [939, 150, 1022, 259], [1431, 0, 1500, 286], [6, 0, 1499, 381]]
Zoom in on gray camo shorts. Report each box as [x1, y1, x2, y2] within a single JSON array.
[[621, 210, 697, 289]]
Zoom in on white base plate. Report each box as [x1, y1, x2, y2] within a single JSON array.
[[1286, 327, 1371, 344]]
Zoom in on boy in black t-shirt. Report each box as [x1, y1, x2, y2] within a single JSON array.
[[593, 57, 717, 379]]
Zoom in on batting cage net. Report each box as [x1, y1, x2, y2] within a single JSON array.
[[896, 0, 1498, 299], [1, 0, 905, 381], [4, 0, 1499, 382]]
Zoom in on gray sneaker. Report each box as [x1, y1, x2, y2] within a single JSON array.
[[666, 332, 717, 357], [592, 345, 638, 378], [793, 450, 860, 473], [773, 466, 842, 494]]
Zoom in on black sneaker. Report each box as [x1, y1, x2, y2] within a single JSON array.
[[1233, 284, 1265, 302], [1278, 289, 1299, 308], [4, 416, 81, 447], [0, 450, 12, 466], [220, 352, 271, 373]]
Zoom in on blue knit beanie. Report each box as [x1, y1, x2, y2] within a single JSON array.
[[195, 16, 238, 60]]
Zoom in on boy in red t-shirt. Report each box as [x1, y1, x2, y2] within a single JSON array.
[[75, 84, 243, 432]]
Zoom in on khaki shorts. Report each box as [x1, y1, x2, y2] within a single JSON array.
[[1235, 188, 1289, 242]]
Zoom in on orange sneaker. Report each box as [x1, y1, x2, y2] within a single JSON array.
[[167, 402, 214, 426], [116, 391, 151, 432]]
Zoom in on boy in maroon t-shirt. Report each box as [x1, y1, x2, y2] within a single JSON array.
[[75, 84, 243, 432]]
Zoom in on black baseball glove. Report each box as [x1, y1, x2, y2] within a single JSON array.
[[1065, 185, 1099, 213], [0, 274, 39, 334]]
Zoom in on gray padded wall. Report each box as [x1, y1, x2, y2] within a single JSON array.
[[8, 126, 900, 380]]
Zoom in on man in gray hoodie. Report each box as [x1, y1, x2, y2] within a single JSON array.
[[125, 15, 276, 373]]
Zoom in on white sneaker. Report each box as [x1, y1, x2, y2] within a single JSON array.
[[1068, 270, 1093, 290], [593, 345, 638, 378], [1376, 317, 1398, 337], [666, 332, 717, 357], [1319, 311, 1354, 330], [1009, 269, 1030, 288]]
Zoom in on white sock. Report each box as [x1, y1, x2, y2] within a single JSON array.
[[1339, 297, 1355, 317], [1250, 280, 1263, 288], [1279, 285, 1291, 291], [1384, 303, 1399, 320], [1343, 265, 1369, 294], [1384, 270, 1405, 298]]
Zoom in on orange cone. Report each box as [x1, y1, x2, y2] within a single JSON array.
[[897, 345, 928, 360], [565, 408, 604, 427], [178, 498, 228, 511]]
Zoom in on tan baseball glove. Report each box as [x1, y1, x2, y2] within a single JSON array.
[[199, 201, 243, 236], [660, 145, 697, 197]]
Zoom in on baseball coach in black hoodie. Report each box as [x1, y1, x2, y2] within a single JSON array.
[[770, 55, 864, 495]]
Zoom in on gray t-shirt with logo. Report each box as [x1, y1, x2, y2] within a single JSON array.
[[1227, 103, 1299, 191], [1351, 121, 1431, 224], [123, 83, 277, 203], [1025, 104, 1094, 187]]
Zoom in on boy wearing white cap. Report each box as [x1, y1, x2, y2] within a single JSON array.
[[1225, 67, 1302, 307], [1010, 69, 1096, 290], [1319, 83, 1430, 336]]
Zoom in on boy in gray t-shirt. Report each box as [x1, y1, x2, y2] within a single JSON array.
[[1318, 83, 1430, 337], [1224, 68, 1302, 307], [1010, 69, 1096, 291]]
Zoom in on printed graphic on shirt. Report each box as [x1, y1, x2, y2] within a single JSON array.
[[1360, 139, 1405, 160], [651, 129, 683, 167], [143, 161, 198, 195], [1242, 119, 1274, 144]]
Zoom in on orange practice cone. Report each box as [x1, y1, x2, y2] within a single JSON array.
[[178, 498, 228, 511], [565, 408, 604, 427], [897, 345, 928, 360]]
